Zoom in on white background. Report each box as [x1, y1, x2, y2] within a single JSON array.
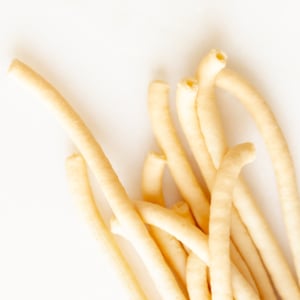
[[0, 0, 300, 299]]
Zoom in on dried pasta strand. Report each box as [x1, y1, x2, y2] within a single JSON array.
[[176, 77, 276, 299], [170, 200, 254, 295], [209, 143, 256, 300], [186, 252, 211, 300], [195, 52, 299, 299], [172, 201, 195, 225], [134, 201, 260, 300], [217, 68, 300, 288], [230, 243, 258, 294], [9, 60, 186, 300], [142, 152, 187, 288], [196, 49, 227, 167], [111, 217, 187, 291], [176, 78, 216, 186], [142, 152, 166, 205], [65, 154, 147, 300], [172, 201, 211, 299], [148, 80, 209, 232]]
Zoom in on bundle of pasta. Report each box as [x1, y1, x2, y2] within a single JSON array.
[[8, 49, 300, 299]]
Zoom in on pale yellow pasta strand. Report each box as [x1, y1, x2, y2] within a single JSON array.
[[176, 78, 275, 299], [9, 60, 185, 300], [142, 152, 187, 288], [147, 228, 187, 290], [148, 81, 209, 232], [229, 243, 258, 294], [209, 143, 256, 300], [172, 201, 257, 295], [176, 78, 216, 185], [172, 201, 211, 300], [142, 152, 166, 205], [111, 202, 259, 300], [217, 68, 300, 287], [196, 52, 299, 299], [172, 201, 195, 225], [110, 216, 187, 293], [65, 154, 147, 300], [186, 252, 211, 300], [196, 49, 227, 167], [150, 77, 255, 296], [172, 185, 257, 295], [134, 201, 259, 300]]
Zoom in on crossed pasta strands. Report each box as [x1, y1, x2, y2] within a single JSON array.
[[8, 49, 300, 300]]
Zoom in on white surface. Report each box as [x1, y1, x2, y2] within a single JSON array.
[[0, 1, 300, 299]]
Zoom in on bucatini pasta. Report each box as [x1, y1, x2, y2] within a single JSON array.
[[142, 151, 187, 289], [8, 48, 300, 300], [142, 152, 166, 206], [8, 60, 185, 300], [229, 242, 258, 294], [208, 143, 255, 300], [217, 68, 300, 286], [133, 201, 259, 300], [172, 200, 258, 297], [172, 201, 211, 299], [176, 77, 276, 299], [148, 81, 210, 232], [111, 201, 259, 299], [186, 252, 211, 300], [65, 154, 147, 300], [196, 49, 227, 167], [195, 50, 299, 300]]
